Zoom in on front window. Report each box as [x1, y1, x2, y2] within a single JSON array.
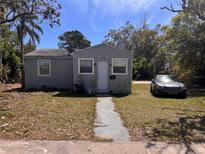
[[112, 58, 128, 75], [78, 58, 94, 74], [157, 75, 178, 83], [37, 59, 51, 77]]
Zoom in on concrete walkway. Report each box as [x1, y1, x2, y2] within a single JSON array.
[[94, 97, 130, 141], [0, 140, 205, 154]]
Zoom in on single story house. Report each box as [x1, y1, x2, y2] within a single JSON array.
[[24, 43, 133, 94]]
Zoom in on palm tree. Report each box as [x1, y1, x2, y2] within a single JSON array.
[[15, 15, 43, 88]]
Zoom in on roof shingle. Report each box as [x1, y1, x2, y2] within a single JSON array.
[[24, 49, 70, 57]]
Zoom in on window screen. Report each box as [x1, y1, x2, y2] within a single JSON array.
[[38, 59, 51, 76], [112, 58, 127, 75], [79, 59, 94, 74]]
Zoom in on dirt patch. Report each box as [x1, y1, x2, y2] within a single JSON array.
[[0, 83, 21, 91], [0, 83, 29, 105], [129, 128, 146, 141]]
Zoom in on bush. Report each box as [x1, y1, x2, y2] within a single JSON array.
[[0, 65, 10, 83]]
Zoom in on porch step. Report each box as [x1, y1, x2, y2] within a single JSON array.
[[96, 93, 111, 97], [96, 90, 110, 97]]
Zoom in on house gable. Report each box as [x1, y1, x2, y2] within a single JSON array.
[[73, 43, 132, 56]]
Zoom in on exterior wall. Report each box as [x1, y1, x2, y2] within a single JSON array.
[[24, 56, 73, 90], [73, 45, 133, 94]]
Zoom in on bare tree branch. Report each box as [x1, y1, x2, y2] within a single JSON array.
[[0, 12, 36, 24], [161, 0, 205, 21], [0, 0, 61, 26], [161, 6, 183, 13]]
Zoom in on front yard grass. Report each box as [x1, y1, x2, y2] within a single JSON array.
[[113, 84, 205, 142], [0, 84, 96, 140]]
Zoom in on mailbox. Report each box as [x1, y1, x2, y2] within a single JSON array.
[[110, 75, 116, 80]]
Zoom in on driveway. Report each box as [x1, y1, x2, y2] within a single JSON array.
[[0, 140, 205, 154], [132, 81, 151, 84]]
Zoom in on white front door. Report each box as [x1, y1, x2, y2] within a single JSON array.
[[97, 62, 109, 93]]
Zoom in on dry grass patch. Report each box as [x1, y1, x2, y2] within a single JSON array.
[[0, 84, 96, 140], [113, 84, 205, 142]]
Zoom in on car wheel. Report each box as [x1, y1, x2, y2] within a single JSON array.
[[153, 87, 159, 97], [152, 87, 156, 96], [150, 85, 153, 93]]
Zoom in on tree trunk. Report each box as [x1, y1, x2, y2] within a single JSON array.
[[20, 34, 25, 89]]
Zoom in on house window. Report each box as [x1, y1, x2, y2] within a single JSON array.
[[37, 59, 51, 77], [112, 58, 128, 75], [78, 58, 94, 74]]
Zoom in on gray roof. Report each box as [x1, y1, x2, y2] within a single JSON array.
[[24, 49, 70, 57], [73, 43, 133, 55]]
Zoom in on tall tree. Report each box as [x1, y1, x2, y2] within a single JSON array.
[[104, 21, 135, 51], [162, 13, 205, 82], [0, 0, 61, 26], [58, 30, 91, 53], [0, 24, 21, 82], [104, 22, 165, 80], [15, 15, 43, 87]]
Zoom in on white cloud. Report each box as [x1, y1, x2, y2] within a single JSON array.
[[67, 0, 160, 15], [64, 0, 161, 31], [92, 0, 159, 15], [89, 0, 160, 31]]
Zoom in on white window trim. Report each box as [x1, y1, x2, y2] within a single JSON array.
[[78, 58, 94, 75], [111, 58, 128, 75], [37, 59, 51, 77]]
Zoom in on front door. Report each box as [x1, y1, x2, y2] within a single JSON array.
[[97, 62, 109, 93]]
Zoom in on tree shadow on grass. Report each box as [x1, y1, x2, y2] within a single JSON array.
[[155, 94, 187, 99], [2, 87, 43, 93], [52, 91, 96, 98], [2, 86, 96, 98], [111, 94, 130, 98], [144, 105, 205, 114], [147, 116, 205, 154]]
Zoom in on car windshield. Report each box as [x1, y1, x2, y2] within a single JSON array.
[[157, 75, 178, 83]]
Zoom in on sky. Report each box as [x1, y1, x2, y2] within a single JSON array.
[[37, 0, 179, 48]]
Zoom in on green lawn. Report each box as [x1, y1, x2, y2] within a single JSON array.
[[113, 84, 205, 141], [0, 84, 96, 140]]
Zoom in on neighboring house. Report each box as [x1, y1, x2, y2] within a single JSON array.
[[24, 43, 133, 94]]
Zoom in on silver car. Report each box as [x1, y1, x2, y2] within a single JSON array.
[[150, 75, 187, 98]]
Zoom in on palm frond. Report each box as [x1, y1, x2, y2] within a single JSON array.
[[24, 25, 40, 44], [29, 20, 43, 34], [15, 14, 43, 45]]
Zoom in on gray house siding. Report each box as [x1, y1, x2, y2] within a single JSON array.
[[24, 57, 73, 90], [73, 45, 133, 94]]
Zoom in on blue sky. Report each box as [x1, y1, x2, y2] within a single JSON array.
[[38, 0, 178, 48]]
